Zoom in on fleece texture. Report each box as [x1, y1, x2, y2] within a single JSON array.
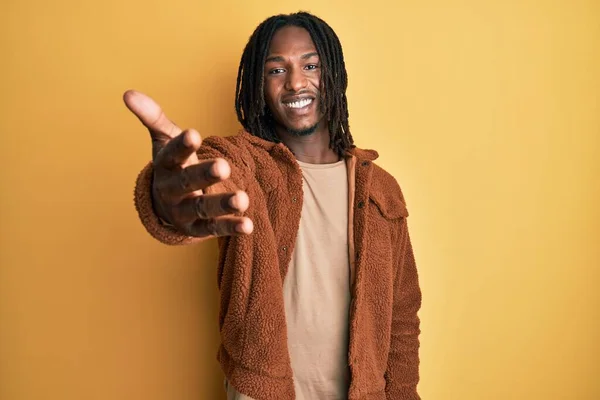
[[134, 130, 422, 400]]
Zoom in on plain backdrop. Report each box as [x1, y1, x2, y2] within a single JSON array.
[[1, 0, 599, 399]]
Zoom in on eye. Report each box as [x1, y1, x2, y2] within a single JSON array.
[[268, 68, 285, 75], [305, 64, 319, 70]]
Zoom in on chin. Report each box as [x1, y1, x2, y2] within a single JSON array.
[[286, 123, 319, 137]]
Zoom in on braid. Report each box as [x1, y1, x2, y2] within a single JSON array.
[[234, 11, 354, 155]]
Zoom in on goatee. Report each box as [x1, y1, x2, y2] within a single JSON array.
[[286, 123, 319, 137]]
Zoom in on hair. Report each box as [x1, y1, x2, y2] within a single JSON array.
[[235, 11, 354, 156]]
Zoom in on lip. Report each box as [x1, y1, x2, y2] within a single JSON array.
[[282, 95, 315, 104], [282, 98, 315, 115]]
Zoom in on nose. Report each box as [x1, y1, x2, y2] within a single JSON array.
[[285, 66, 308, 92]]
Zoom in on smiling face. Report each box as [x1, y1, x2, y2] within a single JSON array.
[[263, 25, 326, 137]]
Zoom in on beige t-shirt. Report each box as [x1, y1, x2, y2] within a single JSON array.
[[227, 159, 351, 400]]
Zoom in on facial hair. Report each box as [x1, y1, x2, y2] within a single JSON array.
[[286, 122, 320, 137]]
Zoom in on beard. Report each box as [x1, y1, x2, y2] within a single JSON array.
[[286, 122, 320, 137], [263, 103, 324, 139]]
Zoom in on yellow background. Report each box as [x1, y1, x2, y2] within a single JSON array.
[[1, 0, 598, 399]]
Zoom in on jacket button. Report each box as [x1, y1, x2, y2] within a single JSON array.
[[357, 201, 365, 209], [361, 161, 369, 166], [282, 246, 287, 252], [292, 197, 297, 203]]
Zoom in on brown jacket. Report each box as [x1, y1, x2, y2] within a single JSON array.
[[134, 131, 421, 400]]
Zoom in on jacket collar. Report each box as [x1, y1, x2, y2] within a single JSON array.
[[238, 130, 379, 162], [346, 147, 379, 162]]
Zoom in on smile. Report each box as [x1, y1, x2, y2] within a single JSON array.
[[283, 98, 313, 109]]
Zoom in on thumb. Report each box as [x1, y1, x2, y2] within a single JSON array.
[[123, 90, 183, 157]]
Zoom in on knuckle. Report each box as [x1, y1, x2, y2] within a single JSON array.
[[221, 194, 233, 212], [194, 196, 208, 219], [179, 168, 192, 191], [152, 184, 168, 206], [153, 141, 170, 165], [205, 218, 219, 236], [153, 177, 167, 193], [153, 182, 174, 204]]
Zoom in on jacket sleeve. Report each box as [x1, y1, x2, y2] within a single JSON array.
[[133, 162, 203, 245], [133, 135, 249, 246], [385, 219, 422, 399]]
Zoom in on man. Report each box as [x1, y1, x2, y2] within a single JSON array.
[[125, 11, 421, 400]]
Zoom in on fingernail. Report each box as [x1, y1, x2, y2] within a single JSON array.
[[229, 194, 239, 209], [229, 191, 249, 211], [209, 162, 221, 178], [210, 159, 230, 179], [235, 221, 246, 233], [183, 130, 200, 148], [235, 219, 253, 234]]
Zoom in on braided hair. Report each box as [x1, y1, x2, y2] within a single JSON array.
[[235, 11, 354, 156]]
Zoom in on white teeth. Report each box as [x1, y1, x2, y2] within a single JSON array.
[[284, 98, 312, 109]]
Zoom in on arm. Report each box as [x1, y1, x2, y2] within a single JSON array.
[[133, 138, 249, 245], [385, 220, 422, 399], [134, 161, 200, 245], [126, 90, 253, 245]]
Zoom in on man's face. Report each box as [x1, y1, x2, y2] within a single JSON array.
[[263, 26, 325, 137]]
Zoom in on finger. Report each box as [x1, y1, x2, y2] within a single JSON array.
[[156, 158, 231, 201], [154, 129, 203, 170], [123, 90, 183, 157], [184, 216, 254, 237], [171, 191, 250, 223], [123, 90, 182, 137]]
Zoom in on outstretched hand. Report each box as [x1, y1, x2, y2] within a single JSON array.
[[124, 90, 253, 237]]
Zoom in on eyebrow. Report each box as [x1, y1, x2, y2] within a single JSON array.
[[265, 52, 319, 63]]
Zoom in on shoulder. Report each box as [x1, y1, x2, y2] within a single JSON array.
[[352, 147, 409, 218], [371, 162, 409, 218], [200, 132, 248, 156], [198, 131, 271, 172], [201, 131, 275, 160], [200, 131, 284, 191]]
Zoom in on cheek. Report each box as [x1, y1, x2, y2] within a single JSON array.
[[310, 77, 323, 102], [313, 74, 321, 87], [310, 73, 321, 89], [263, 80, 280, 106]]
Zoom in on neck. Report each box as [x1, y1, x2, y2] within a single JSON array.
[[276, 121, 340, 164]]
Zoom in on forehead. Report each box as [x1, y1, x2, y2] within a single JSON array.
[[267, 25, 317, 55]]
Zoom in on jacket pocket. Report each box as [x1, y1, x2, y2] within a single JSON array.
[[369, 190, 408, 220]]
